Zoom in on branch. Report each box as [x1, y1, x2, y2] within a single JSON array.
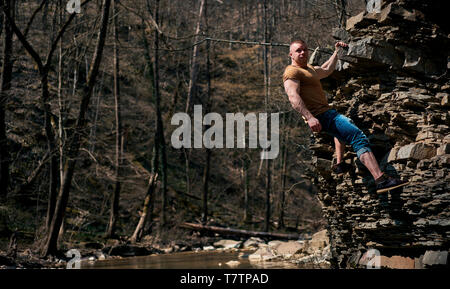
[[0, 3, 44, 73], [44, 0, 93, 70], [11, 151, 51, 196], [44, 13, 77, 70], [117, 0, 161, 34], [23, 0, 48, 37]]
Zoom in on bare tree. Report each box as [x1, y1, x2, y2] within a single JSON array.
[[130, 145, 158, 243], [277, 113, 292, 229], [106, 0, 123, 239], [42, 0, 111, 257], [150, 0, 168, 230], [183, 0, 206, 203], [201, 0, 211, 225], [263, 0, 271, 232], [0, 0, 14, 202], [0, 0, 92, 230]]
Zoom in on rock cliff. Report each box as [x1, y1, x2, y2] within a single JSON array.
[[309, 0, 449, 268]]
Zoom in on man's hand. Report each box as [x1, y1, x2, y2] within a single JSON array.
[[335, 41, 348, 51], [307, 117, 322, 133]]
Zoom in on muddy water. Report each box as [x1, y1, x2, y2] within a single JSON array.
[[81, 250, 310, 269]]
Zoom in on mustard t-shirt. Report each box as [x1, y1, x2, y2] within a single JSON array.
[[283, 64, 330, 116]]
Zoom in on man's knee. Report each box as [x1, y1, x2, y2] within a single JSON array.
[[356, 146, 372, 158]]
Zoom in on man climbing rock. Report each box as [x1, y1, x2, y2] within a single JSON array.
[[283, 39, 408, 194]]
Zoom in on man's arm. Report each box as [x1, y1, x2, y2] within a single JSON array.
[[284, 79, 322, 133], [314, 41, 348, 79]]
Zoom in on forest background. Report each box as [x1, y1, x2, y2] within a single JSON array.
[[0, 0, 366, 256]]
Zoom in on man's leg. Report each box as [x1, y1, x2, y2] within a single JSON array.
[[325, 113, 408, 193], [359, 151, 383, 180], [332, 137, 351, 175], [334, 137, 344, 164]]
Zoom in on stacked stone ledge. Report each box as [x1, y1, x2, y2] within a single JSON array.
[[308, 0, 449, 269]]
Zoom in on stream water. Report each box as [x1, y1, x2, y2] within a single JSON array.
[[80, 250, 311, 269]]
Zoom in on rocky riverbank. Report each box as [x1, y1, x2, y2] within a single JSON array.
[[0, 229, 330, 269]]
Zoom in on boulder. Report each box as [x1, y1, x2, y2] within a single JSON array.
[[267, 240, 283, 249], [379, 3, 420, 24], [346, 11, 379, 31], [437, 144, 450, 155], [414, 255, 424, 269], [416, 131, 444, 142], [225, 260, 240, 268], [332, 27, 351, 43], [346, 11, 365, 30], [248, 247, 277, 262], [387, 146, 400, 162], [422, 251, 448, 267], [309, 230, 329, 251], [243, 237, 265, 248], [213, 239, 242, 249], [273, 241, 305, 256], [347, 37, 403, 68], [396, 142, 436, 160], [312, 229, 329, 242]]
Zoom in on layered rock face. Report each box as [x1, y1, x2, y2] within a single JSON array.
[[309, 0, 449, 268]]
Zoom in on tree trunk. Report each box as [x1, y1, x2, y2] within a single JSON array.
[[88, 71, 105, 153], [106, 0, 122, 239], [180, 222, 300, 240], [57, 0, 64, 189], [278, 114, 291, 229], [201, 1, 211, 226], [242, 155, 251, 223], [130, 145, 158, 243], [41, 73, 59, 232], [0, 0, 14, 202], [183, 0, 206, 209], [183, 148, 191, 196], [185, 0, 205, 114], [42, 0, 111, 257], [151, 0, 168, 230], [263, 0, 271, 233]]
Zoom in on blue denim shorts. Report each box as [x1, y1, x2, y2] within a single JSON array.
[[316, 109, 372, 158]]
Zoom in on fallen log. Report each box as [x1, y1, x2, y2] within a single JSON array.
[[179, 222, 300, 240]]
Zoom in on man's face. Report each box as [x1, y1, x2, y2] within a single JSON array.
[[289, 42, 309, 65]]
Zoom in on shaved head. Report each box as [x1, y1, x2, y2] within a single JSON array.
[[289, 39, 307, 51]]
